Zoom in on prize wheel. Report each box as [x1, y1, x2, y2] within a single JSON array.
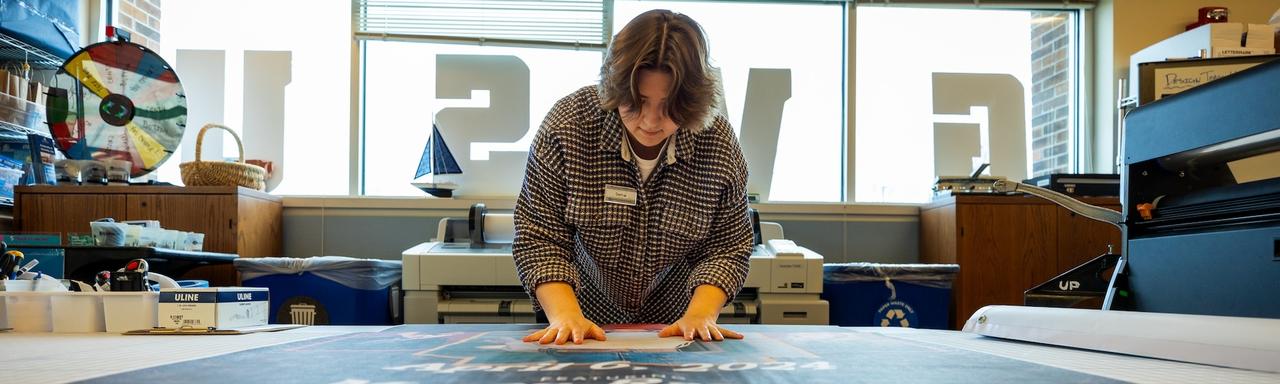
[[46, 40, 187, 177]]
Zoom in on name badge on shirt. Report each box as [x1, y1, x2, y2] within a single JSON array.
[[604, 184, 638, 206]]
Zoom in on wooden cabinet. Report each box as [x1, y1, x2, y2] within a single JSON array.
[[920, 194, 1121, 329], [13, 185, 282, 285]]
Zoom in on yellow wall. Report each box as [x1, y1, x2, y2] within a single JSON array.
[[1091, 0, 1279, 172]]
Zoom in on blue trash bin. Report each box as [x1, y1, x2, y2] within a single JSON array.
[[821, 263, 959, 329], [234, 256, 402, 325]]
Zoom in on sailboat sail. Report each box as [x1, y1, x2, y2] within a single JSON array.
[[415, 123, 463, 179], [415, 133, 433, 178]]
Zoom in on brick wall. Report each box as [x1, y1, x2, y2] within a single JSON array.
[[1029, 11, 1071, 177], [115, 0, 162, 51]]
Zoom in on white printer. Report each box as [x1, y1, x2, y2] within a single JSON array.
[[402, 204, 828, 325]]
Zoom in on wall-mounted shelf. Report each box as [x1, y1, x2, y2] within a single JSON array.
[[0, 32, 65, 70]]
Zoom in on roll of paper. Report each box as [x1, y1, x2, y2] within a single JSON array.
[[7, 74, 19, 97], [13, 76, 26, 101], [483, 213, 516, 244]]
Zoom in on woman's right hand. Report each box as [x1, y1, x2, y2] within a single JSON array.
[[522, 313, 607, 345], [524, 281, 607, 344]]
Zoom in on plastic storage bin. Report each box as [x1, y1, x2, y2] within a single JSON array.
[[235, 256, 402, 325], [821, 263, 959, 329], [1, 282, 158, 333], [101, 292, 159, 332], [2, 292, 53, 332], [51, 293, 106, 332]]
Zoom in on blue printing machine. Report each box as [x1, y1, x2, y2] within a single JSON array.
[[1112, 59, 1280, 318]]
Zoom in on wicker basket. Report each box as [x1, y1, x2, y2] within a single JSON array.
[[179, 124, 267, 190]]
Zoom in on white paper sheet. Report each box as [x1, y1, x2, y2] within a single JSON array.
[[503, 330, 691, 352]]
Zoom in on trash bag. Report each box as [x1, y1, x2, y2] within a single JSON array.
[[234, 256, 401, 291], [823, 263, 959, 289]]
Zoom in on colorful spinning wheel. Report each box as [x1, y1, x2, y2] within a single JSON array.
[[45, 41, 187, 177]]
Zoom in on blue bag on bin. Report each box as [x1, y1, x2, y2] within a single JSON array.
[[235, 256, 401, 325], [822, 263, 958, 329]]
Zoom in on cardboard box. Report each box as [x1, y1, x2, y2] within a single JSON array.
[[1245, 23, 1275, 49], [1138, 56, 1277, 105], [159, 287, 268, 330], [1129, 22, 1280, 106]]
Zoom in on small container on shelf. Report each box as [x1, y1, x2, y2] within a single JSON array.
[[0, 166, 22, 202], [0, 91, 46, 137]]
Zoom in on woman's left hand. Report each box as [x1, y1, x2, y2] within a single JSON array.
[[658, 311, 744, 341]]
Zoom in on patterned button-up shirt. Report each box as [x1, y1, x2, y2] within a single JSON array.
[[513, 85, 753, 325]]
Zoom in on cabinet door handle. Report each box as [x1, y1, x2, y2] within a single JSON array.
[[140, 201, 147, 207]]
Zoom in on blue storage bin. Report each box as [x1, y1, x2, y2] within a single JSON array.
[[150, 279, 208, 291], [821, 263, 958, 329], [235, 257, 402, 325]]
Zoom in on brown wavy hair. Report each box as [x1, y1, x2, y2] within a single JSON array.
[[598, 9, 721, 133]]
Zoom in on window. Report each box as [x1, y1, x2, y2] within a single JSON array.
[[855, 7, 1079, 203], [154, 2, 1085, 203], [612, 1, 845, 202], [360, 1, 845, 201], [361, 42, 602, 196], [158, 0, 350, 195]]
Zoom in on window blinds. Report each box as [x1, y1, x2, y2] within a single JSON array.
[[852, 0, 1094, 8], [355, 0, 611, 50]]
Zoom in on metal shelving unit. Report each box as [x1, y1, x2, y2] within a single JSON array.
[[0, 32, 64, 206], [0, 31, 59, 139], [0, 32, 65, 69]]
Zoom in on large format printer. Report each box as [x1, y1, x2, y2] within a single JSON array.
[[403, 205, 828, 325], [1105, 58, 1280, 318]]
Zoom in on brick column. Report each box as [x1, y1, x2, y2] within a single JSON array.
[[116, 0, 162, 51], [1029, 11, 1071, 177]]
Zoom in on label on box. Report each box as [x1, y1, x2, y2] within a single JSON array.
[[1152, 62, 1262, 101], [1210, 46, 1276, 58], [159, 288, 269, 330]]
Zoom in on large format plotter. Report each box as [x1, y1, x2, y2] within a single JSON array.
[[1109, 58, 1280, 318], [403, 205, 829, 325]]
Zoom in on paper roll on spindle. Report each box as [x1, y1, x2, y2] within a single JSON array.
[[482, 213, 516, 244]]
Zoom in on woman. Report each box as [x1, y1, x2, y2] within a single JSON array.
[[513, 9, 752, 345]]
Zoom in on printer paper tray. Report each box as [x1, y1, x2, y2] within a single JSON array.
[[438, 298, 759, 324], [1136, 179, 1280, 235], [441, 299, 536, 324]]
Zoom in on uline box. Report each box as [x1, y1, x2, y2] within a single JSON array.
[[159, 287, 269, 330]]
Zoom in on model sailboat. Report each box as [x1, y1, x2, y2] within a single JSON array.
[[412, 122, 462, 197]]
